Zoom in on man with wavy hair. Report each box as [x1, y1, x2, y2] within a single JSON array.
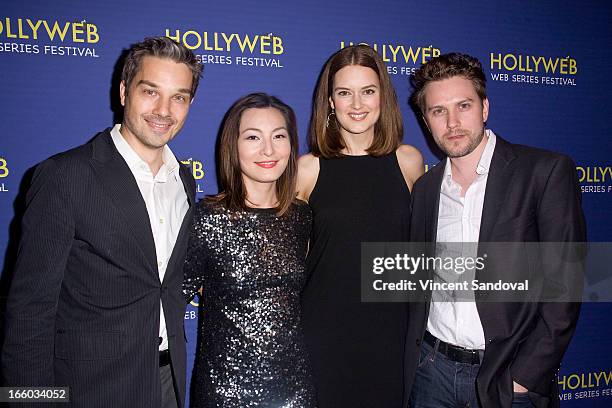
[[3, 37, 202, 408], [406, 52, 585, 408]]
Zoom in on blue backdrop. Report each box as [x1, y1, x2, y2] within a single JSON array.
[[2, 0, 611, 405]]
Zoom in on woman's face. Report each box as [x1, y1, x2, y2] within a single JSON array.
[[237, 107, 291, 189], [329, 64, 381, 140]]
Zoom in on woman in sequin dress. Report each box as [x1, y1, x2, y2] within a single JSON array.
[[183, 93, 316, 408], [297, 45, 425, 407]]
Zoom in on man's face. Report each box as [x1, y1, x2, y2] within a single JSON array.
[[422, 76, 489, 158], [119, 56, 193, 152]]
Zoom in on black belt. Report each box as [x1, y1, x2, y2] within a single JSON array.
[[159, 349, 171, 367], [424, 331, 482, 365]]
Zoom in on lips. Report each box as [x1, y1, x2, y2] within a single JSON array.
[[255, 161, 278, 169], [348, 112, 368, 121], [143, 115, 175, 132], [146, 121, 172, 131], [446, 131, 467, 140]]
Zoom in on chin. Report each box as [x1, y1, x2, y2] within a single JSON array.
[[249, 173, 282, 183], [344, 126, 373, 136], [254, 179, 281, 185]]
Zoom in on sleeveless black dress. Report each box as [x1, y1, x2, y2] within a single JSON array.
[[301, 153, 411, 408]]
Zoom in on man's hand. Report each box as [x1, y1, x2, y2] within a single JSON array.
[[513, 381, 528, 393]]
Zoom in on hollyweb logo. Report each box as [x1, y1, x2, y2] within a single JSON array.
[[339, 40, 441, 76], [165, 29, 284, 69], [558, 370, 612, 402], [577, 165, 612, 194], [180, 158, 206, 194], [0, 17, 101, 58], [0, 156, 8, 193], [488, 51, 577, 86]]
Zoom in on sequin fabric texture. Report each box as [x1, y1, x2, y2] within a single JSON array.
[[184, 200, 316, 408]]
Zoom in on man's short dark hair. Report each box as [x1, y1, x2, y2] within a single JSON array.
[[411, 52, 487, 114], [121, 36, 203, 99]]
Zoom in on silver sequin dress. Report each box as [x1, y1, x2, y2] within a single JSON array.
[[184, 200, 316, 408]]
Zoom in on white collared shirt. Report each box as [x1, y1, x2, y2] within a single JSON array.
[[111, 124, 189, 351], [427, 129, 497, 350]]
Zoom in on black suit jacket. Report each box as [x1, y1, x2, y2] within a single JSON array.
[[2, 129, 196, 407], [405, 136, 586, 408]]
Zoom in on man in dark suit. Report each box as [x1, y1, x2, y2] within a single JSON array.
[[2, 37, 202, 407], [405, 53, 586, 407]]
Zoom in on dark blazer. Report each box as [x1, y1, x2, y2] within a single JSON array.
[[2, 129, 196, 407], [405, 136, 586, 408]]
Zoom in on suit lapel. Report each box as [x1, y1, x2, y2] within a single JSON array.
[[89, 130, 158, 272], [425, 160, 445, 245], [478, 136, 517, 242], [420, 161, 445, 323], [179, 164, 196, 208]]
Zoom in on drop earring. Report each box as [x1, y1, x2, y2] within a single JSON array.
[[326, 108, 335, 128]]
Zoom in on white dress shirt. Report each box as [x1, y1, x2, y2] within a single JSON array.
[[111, 124, 189, 351], [427, 130, 497, 350]]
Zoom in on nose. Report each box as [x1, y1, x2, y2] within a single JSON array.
[[152, 97, 171, 117], [351, 93, 362, 109], [261, 137, 274, 157], [446, 108, 460, 130]]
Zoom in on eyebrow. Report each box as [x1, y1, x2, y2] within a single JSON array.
[[240, 126, 287, 134], [334, 84, 379, 91], [457, 98, 475, 104], [427, 98, 475, 112], [136, 80, 191, 95]]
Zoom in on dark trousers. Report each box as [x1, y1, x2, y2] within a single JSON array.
[[160, 362, 179, 408], [409, 337, 535, 408]]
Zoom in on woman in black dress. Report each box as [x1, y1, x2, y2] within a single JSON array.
[[297, 45, 424, 407], [184, 93, 316, 407]]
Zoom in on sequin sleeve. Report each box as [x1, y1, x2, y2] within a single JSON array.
[[183, 201, 209, 302]]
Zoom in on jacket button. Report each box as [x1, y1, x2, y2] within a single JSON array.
[[416, 338, 421, 346]]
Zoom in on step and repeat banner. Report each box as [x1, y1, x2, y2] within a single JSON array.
[[1, 0, 611, 406]]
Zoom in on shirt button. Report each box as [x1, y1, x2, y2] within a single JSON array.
[[158, 261, 163, 267], [159, 218, 164, 224]]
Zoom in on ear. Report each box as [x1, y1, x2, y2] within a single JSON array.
[[119, 81, 127, 107], [328, 96, 335, 111], [482, 98, 489, 123]]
